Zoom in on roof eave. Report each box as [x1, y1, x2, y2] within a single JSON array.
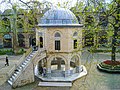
[[37, 24, 83, 27]]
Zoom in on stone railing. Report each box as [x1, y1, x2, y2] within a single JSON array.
[[25, 47, 32, 57], [33, 49, 47, 65], [6, 65, 16, 78]]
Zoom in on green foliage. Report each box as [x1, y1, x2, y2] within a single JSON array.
[[15, 48, 26, 55], [0, 49, 13, 55]]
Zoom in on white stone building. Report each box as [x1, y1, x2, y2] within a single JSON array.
[[36, 7, 86, 78]]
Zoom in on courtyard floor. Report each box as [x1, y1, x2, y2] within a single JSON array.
[[0, 48, 120, 90]]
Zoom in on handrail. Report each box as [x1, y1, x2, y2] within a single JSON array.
[[13, 51, 38, 84], [25, 47, 32, 57]]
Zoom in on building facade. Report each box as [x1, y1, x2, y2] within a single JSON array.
[[36, 8, 84, 77]]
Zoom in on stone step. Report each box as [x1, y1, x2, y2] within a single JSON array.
[[29, 54, 33, 57], [11, 75, 15, 80], [21, 64, 25, 67], [22, 62, 27, 65], [14, 71, 19, 74], [38, 82, 72, 87], [24, 60, 28, 63], [13, 73, 17, 77], [10, 77, 13, 81], [18, 66, 22, 70], [26, 58, 31, 61], [8, 80, 13, 85], [7, 51, 36, 86]]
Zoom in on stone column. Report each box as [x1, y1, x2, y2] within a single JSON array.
[[65, 60, 71, 77], [76, 66, 82, 73], [46, 58, 51, 78], [76, 55, 82, 73], [57, 58, 61, 70]]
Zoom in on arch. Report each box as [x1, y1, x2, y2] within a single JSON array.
[[32, 38, 36, 46], [48, 55, 67, 65], [54, 32, 61, 50], [3, 34, 12, 48], [73, 32, 78, 49], [18, 33, 25, 47], [73, 32, 78, 37], [54, 32, 61, 37], [47, 55, 68, 70], [51, 57, 65, 71], [71, 54, 81, 67], [39, 37, 43, 48]]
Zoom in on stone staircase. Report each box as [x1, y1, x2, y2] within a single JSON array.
[[7, 51, 36, 85]]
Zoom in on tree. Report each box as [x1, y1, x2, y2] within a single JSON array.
[[0, 0, 51, 53], [72, 0, 120, 62]]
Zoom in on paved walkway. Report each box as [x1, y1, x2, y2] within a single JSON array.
[[0, 55, 22, 86]]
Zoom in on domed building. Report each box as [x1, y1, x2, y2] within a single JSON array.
[[36, 7, 87, 81]]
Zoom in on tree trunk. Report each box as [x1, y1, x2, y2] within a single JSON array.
[[111, 2, 120, 61], [12, 6, 19, 54]]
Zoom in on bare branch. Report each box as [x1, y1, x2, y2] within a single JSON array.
[[18, 0, 32, 9]]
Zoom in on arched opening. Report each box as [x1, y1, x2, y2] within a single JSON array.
[[3, 34, 12, 48], [2, 18, 10, 30], [29, 36, 32, 47], [54, 32, 61, 50], [73, 32, 78, 49], [51, 57, 65, 77], [39, 37, 43, 48], [32, 38, 36, 46], [18, 34, 25, 47], [71, 55, 80, 73], [34, 59, 47, 76]]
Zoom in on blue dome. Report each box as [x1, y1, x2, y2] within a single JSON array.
[[39, 8, 78, 24]]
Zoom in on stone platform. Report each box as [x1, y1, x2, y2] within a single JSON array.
[[38, 82, 72, 87], [36, 65, 87, 86]]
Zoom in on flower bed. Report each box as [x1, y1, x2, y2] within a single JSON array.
[[103, 60, 120, 65], [97, 60, 120, 73]]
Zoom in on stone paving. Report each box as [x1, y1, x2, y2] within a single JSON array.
[[0, 50, 120, 90], [0, 55, 22, 86]]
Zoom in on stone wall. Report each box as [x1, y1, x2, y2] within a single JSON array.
[[36, 27, 82, 52], [12, 62, 34, 88]]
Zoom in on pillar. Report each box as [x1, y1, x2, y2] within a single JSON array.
[[46, 58, 51, 78], [76, 54, 82, 73], [57, 58, 61, 70], [65, 60, 71, 77]]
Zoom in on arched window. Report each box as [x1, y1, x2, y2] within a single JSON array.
[[3, 34, 12, 48], [54, 32, 61, 50], [55, 32, 61, 37], [18, 34, 25, 47], [73, 32, 78, 37], [39, 37, 43, 48], [73, 32, 78, 49]]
